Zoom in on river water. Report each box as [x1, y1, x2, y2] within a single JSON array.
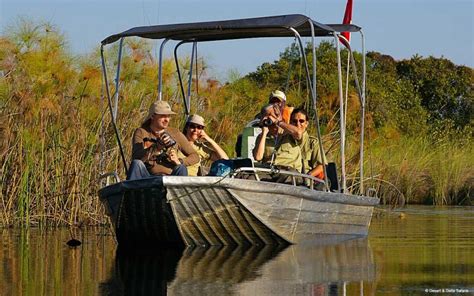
[[1, 206, 473, 295]]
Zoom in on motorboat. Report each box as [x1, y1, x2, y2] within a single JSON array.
[[98, 14, 379, 247]]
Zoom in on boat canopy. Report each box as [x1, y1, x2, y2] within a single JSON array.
[[101, 14, 361, 45], [99, 13, 367, 194]]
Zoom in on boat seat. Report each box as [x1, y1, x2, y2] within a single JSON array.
[[235, 120, 262, 159]]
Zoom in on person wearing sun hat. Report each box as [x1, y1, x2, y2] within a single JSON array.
[[178, 114, 229, 176], [127, 100, 199, 180], [268, 90, 294, 124]]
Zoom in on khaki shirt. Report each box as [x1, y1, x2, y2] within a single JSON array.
[[131, 126, 199, 175], [299, 131, 327, 173], [178, 142, 214, 176], [258, 133, 303, 172]]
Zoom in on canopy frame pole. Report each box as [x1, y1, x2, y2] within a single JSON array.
[[186, 41, 197, 115], [194, 42, 199, 96], [113, 38, 124, 120], [308, 21, 330, 191], [344, 48, 350, 130], [290, 26, 329, 192], [359, 30, 366, 195], [157, 38, 170, 101], [173, 40, 193, 115], [334, 32, 347, 193], [99, 57, 106, 179], [345, 41, 364, 194], [337, 33, 366, 195], [100, 45, 128, 175]]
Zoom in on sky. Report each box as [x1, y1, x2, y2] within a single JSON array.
[[1, 0, 473, 80]]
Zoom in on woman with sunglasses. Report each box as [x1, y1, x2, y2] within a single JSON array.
[[180, 114, 229, 176], [290, 108, 327, 181]]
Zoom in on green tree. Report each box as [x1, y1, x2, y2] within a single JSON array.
[[366, 51, 428, 135], [397, 56, 473, 129]]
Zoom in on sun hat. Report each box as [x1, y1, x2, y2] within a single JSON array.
[[145, 100, 176, 120], [141, 101, 176, 126], [186, 114, 206, 127], [269, 90, 286, 102]]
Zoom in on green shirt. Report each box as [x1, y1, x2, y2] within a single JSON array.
[[260, 133, 303, 172], [299, 131, 327, 173]]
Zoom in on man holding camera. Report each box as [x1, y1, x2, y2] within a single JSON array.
[[127, 101, 199, 180]]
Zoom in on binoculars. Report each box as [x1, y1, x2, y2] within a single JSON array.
[[261, 118, 274, 127]]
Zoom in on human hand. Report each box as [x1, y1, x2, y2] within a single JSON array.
[[271, 104, 282, 119], [271, 107, 283, 123], [160, 132, 171, 145], [158, 131, 176, 148], [199, 129, 211, 142], [143, 138, 154, 149], [167, 149, 181, 166]]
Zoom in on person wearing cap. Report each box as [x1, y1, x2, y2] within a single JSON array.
[[268, 90, 294, 124], [253, 104, 304, 174], [290, 108, 328, 182], [127, 100, 199, 180], [179, 114, 229, 176]]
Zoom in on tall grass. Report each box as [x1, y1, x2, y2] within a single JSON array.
[[363, 135, 473, 205]]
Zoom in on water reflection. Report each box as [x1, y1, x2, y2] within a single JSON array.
[[234, 239, 376, 296], [169, 245, 287, 295], [100, 247, 183, 295], [102, 238, 375, 295], [2, 206, 473, 295], [0, 228, 116, 296], [369, 206, 474, 294]]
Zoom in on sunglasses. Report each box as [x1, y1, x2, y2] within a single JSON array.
[[291, 119, 306, 124], [189, 124, 204, 130]]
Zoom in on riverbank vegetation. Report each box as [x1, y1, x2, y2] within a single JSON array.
[[0, 20, 472, 226]]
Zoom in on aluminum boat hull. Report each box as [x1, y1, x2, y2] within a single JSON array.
[[98, 176, 379, 247]]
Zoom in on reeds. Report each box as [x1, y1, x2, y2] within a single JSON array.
[[361, 135, 473, 205]]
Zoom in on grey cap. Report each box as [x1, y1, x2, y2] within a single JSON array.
[[186, 114, 206, 127]]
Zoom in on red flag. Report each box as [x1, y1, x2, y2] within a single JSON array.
[[339, 0, 353, 47]]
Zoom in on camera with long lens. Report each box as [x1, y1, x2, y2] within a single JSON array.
[[144, 132, 176, 149], [262, 118, 274, 127]]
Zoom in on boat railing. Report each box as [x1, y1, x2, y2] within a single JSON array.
[[99, 171, 121, 186], [231, 167, 324, 190]]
